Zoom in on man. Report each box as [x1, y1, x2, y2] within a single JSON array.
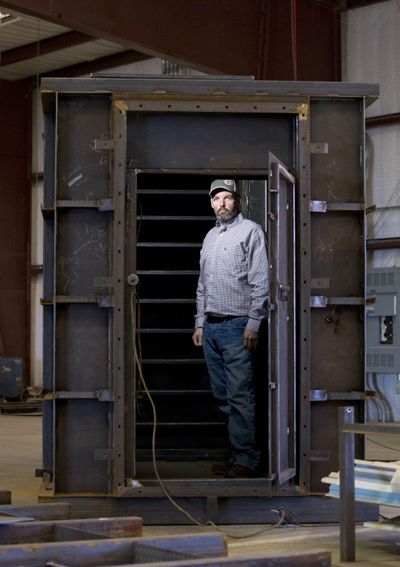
[[192, 179, 269, 478]]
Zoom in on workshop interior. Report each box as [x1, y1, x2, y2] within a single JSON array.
[[0, 0, 399, 544]]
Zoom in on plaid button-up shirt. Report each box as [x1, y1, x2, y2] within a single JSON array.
[[195, 213, 269, 333]]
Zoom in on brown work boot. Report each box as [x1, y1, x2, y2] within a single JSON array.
[[211, 461, 232, 475], [225, 464, 253, 478]]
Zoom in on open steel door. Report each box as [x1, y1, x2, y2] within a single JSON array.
[[245, 153, 296, 485]]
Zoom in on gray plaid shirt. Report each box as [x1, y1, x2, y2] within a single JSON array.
[[195, 213, 269, 332]]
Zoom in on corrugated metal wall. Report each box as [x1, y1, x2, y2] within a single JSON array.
[[343, 0, 400, 268], [342, 0, 400, 428]]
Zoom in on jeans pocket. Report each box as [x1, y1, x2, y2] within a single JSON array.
[[229, 316, 248, 330]]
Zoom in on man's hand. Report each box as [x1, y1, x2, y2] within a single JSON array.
[[192, 328, 203, 347], [244, 329, 258, 350]]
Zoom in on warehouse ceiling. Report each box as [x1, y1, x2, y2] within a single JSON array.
[[0, 6, 151, 81], [0, 0, 389, 82]]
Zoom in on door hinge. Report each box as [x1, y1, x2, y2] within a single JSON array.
[[279, 284, 290, 302]]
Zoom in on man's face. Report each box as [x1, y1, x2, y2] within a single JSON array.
[[210, 190, 239, 223]]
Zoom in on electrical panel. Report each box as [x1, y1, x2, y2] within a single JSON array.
[[366, 267, 400, 373]]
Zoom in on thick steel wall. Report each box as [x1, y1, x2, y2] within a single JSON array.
[[40, 77, 378, 521]]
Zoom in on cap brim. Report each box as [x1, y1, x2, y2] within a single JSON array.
[[209, 186, 233, 196]]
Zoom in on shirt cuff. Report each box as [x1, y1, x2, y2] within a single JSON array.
[[245, 317, 261, 333], [195, 315, 205, 329]]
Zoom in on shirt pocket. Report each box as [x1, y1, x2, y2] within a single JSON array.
[[218, 241, 247, 278]]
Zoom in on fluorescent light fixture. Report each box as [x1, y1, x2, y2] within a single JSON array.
[[0, 12, 21, 25]]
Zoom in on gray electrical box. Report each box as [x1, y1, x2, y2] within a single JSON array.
[[366, 268, 400, 373]]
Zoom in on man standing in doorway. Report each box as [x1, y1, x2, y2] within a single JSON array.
[[192, 179, 269, 478]]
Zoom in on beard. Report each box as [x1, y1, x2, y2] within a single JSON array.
[[216, 208, 236, 223]]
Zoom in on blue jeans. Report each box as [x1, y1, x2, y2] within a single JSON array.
[[203, 317, 260, 470]]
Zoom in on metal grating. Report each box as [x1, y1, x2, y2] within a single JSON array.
[[367, 271, 395, 288], [367, 353, 395, 370]]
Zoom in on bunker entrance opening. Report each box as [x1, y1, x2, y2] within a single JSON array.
[[128, 165, 296, 487]]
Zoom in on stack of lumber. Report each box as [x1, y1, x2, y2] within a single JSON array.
[[322, 459, 400, 506]]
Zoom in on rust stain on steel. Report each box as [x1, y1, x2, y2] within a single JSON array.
[[297, 103, 309, 120], [114, 100, 128, 112]]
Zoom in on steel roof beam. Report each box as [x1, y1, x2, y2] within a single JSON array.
[[39, 49, 152, 78], [0, 31, 93, 66], [2, 0, 341, 81], [20, 49, 152, 84], [0, 0, 266, 76]]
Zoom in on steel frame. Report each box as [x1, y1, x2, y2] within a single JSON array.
[[40, 77, 378, 523], [110, 97, 305, 498]]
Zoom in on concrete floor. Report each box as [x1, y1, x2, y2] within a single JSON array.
[[0, 413, 399, 566]]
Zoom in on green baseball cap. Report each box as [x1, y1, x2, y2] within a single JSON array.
[[209, 179, 237, 197]]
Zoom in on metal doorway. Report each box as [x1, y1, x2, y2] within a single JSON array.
[[128, 161, 296, 488]]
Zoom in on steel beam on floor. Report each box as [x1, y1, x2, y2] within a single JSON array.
[[37, 494, 378, 526], [0, 503, 70, 521], [0, 516, 143, 545], [0, 533, 226, 566]]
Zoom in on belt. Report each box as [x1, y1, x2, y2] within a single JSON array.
[[206, 315, 238, 324]]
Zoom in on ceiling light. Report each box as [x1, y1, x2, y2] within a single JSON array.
[[0, 12, 20, 25]]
